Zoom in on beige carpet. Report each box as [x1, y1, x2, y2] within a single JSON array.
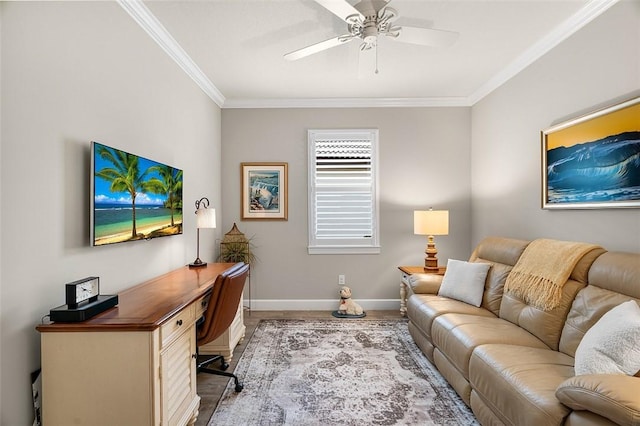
[[207, 319, 478, 425]]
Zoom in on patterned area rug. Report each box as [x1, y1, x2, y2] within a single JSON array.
[[208, 319, 478, 425]]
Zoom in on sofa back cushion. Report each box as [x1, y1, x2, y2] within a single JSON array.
[[559, 251, 640, 357], [499, 246, 605, 350], [468, 236, 530, 316]]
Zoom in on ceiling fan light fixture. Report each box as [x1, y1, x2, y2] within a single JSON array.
[[386, 26, 401, 39], [283, 0, 459, 64], [345, 13, 361, 25], [377, 7, 397, 27]]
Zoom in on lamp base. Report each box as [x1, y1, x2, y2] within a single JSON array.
[[188, 258, 207, 268], [424, 235, 439, 272], [424, 263, 440, 272]]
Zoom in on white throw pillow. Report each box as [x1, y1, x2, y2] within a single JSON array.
[[437, 259, 491, 307], [574, 300, 640, 376]]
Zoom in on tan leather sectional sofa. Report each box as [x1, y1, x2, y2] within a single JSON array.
[[406, 236, 640, 425]]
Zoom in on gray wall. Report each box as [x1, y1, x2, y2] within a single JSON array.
[[1, 0, 639, 424], [0, 2, 222, 424], [221, 107, 472, 309], [471, 0, 640, 253]]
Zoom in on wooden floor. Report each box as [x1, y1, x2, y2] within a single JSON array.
[[195, 309, 403, 426]]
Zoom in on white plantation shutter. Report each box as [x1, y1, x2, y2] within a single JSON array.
[[308, 129, 380, 254]]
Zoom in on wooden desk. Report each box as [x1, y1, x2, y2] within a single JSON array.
[[36, 263, 236, 426]]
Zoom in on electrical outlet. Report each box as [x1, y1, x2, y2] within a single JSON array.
[[338, 275, 346, 285]]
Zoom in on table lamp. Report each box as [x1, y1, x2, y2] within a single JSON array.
[[189, 197, 216, 268], [414, 209, 449, 272]]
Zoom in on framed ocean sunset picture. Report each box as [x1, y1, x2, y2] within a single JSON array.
[[542, 97, 640, 209], [91, 141, 183, 246]]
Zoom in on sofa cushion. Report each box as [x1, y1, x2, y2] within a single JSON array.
[[434, 349, 474, 405], [431, 313, 548, 379], [574, 300, 640, 376], [556, 374, 640, 425], [469, 236, 530, 266], [497, 246, 603, 351], [499, 278, 585, 351], [559, 252, 640, 357], [407, 321, 438, 362], [470, 391, 508, 426], [407, 294, 495, 342], [559, 285, 637, 358], [563, 410, 618, 426], [437, 259, 491, 307], [568, 246, 606, 285], [469, 344, 574, 426], [469, 236, 530, 316], [587, 251, 640, 298]]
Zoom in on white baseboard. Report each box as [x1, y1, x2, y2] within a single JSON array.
[[244, 299, 400, 311]]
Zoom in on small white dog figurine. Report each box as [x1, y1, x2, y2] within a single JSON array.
[[338, 286, 364, 316]]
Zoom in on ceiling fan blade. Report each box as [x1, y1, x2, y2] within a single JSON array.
[[314, 0, 363, 22], [392, 26, 459, 47], [284, 35, 354, 61]]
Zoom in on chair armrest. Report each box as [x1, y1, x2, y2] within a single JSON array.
[[556, 374, 640, 425], [408, 274, 444, 294]]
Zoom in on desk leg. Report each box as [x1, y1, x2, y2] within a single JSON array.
[[400, 281, 407, 317]]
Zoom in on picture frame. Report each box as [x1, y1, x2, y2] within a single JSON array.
[[241, 162, 288, 220], [541, 96, 640, 209]]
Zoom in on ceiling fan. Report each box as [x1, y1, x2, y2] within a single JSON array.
[[284, 0, 459, 65]]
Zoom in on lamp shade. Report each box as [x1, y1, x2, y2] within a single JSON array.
[[196, 207, 216, 229], [414, 210, 449, 235]]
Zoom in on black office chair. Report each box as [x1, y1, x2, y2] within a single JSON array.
[[196, 262, 249, 392]]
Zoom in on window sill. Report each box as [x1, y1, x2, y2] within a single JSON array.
[[308, 246, 381, 255]]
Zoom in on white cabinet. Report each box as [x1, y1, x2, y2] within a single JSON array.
[[39, 306, 201, 426], [160, 305, 199, 426], [37, 264, 235, 426]]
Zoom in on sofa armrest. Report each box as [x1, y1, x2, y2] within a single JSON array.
[[556, 374, 640, 425], [408, 274, 444, 294]]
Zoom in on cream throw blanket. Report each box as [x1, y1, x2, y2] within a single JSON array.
[[504, 239, 601, 311]]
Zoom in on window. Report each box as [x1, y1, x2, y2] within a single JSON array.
[[308, 129, 380, 254]]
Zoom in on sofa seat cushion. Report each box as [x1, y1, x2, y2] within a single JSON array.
[[470, 344, 575, 426], [563, 410, 618, 426], [432, 313, 548, 378], [407, 294, 496, 341]]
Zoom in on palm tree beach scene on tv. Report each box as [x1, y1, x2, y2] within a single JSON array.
[[92, 141, 183, 246]]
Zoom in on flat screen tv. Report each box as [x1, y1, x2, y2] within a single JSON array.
[[90, 141, 183, 246]]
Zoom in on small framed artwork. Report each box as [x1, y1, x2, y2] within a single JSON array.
[[241, 162, 288, 220], [541, 96, 640, 209]]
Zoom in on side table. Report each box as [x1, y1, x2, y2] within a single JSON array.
[[398, 266, 446, 316]]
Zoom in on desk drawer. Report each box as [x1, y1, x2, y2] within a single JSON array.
[[401, 272, 411, 286], [195, 295, 210, 320], [161, 304, 195, 348]]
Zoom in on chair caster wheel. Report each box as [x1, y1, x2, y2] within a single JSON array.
[[235, 383, 243, 392], [221, 362, 229, 371]]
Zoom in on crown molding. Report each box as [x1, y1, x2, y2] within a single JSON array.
[[222, 96, 471, 109], [121, 0, 617, 109], [468, 0, 619, 105], [117, 0, 225, 108]]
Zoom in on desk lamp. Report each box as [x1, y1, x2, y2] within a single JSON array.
[[189, 197, 216, 268], [414, 208, 449, 272]]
